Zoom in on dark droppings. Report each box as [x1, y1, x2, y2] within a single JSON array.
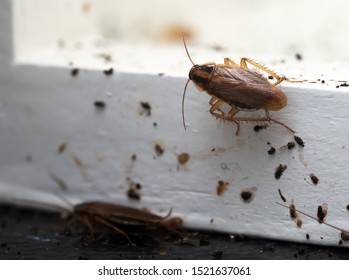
[[340, 231, 349, 242], [274, 164, 287, 179], [103, 68, 114, 76], [295, 53, 302, 60], [306, 233, 310, 240], [140, 102, 152, 116], [294, 136, 305, 147], [287, 142, 295, 150], [216, 180, 229, 196], [346, 204, 349, 210], [278, 189, 286, 202], [94, 101, 106, 109], [70, 68, 79, 77], [309, 173, 319, 185], [268, 147, 276, 155], [254, 124, 268, 132], [317, 205, 327, 223], [154, 143, 165, 156]]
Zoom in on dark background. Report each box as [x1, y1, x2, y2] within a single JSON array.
[[0, 203, 348, 260]]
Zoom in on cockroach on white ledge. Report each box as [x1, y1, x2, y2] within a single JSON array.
[[181, 35, 302, 135]]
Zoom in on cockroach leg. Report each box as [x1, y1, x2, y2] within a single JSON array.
[[76, 215, 95, 239], [94, 216, 136, 246], [223, 57, 240, 68], [209, 97, 225, 114], [240, 57, 286, 86]]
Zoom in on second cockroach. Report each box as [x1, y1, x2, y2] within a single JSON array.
[[63, 200, 183, 246], [182, 35, 298, 135]]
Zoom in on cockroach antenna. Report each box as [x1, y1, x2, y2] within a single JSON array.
[[181, 33, 195, 130]]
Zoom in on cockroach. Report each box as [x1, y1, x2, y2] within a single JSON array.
[[58, 196, 183, 246], [182, 34, 297, 135]]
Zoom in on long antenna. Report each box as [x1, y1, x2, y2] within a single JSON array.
[[182, 79, 190, 130], [182, 33, 195, 66]]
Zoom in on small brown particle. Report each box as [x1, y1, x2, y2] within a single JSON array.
[[340, 231, 349, 241], [268, 147, 276, 155], [139, 102, 151, 116], [103, 68, 113, 76], [49, 171, 69, 191], [58, 142, 68, 154], [278, 188, 286, 202], [274, 164, 287, 179], [309, 173, 319, 185], [296, 219, 303, 228], [289, 202, 297, 219], [71, 68, 79, 77], [177, 152, 190, 165], [294, 136, 305, 147], [127, 188, 141, 200], [154, 142, 165, 156], [216, 180, 229, 196]]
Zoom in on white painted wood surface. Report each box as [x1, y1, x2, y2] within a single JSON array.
[[1, 0, 349, 247]]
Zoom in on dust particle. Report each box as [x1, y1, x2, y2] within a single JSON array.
[[295, 53, 302, 60]]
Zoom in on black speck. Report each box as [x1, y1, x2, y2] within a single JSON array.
[[131, 154, 137, 161], [268, 147, 276, 155], [306, 233, 310, 240], [340, 82, 349, 87], [268, 75, 274, 80], [321, 80, 325, 84], [71, 68, 79, 77], [153, 122, 157, 127], [295, 53, 302, 60], [94, 101, 106, 109], [103, 68, 113, 76], [346, 204, 349, 210]]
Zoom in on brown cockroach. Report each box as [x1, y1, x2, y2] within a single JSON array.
[[64, 200, 183, 246], [182, 35, 296, 135]]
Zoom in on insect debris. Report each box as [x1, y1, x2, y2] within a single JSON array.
[[59, 197, 183, 247], [181, 34, 298, 135], [276, 202, 349, 242]]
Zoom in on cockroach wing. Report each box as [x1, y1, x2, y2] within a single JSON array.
[[207, 67, 287, 111]]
